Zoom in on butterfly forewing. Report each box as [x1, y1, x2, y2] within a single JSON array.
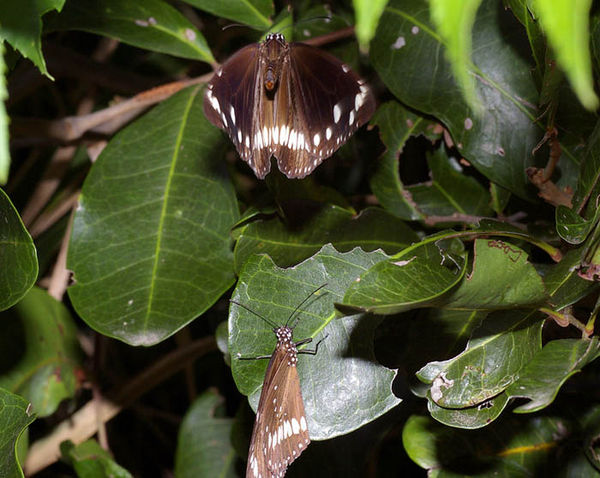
[[204, 33, 375, 179], [203, 44, 271, 177], [246, 327, 310, 478]]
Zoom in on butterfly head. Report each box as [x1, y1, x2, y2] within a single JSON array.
[[274, 326, 298, 366]]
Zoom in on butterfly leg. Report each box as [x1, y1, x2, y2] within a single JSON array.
[[297, 335, 327, 355]]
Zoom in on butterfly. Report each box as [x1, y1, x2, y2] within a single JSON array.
[[232, 285, 328, 477], [204, 33, 376, 179]]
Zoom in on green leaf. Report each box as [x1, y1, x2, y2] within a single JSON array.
[[0, 44, 8, 184], [0, 188, 38, 311], [175, 390, 236, 478], [46, 0, 215, 63], [572, 119, 600, 214], [182, 0, 272, 30], [0, 389, 35, 478], [371, 0, 547, 199], [0, 287, 82, 417], [230, 245, 401, 440], [369, 101, 440, 221], [541, 248, 599, 309], [506, 338, 600, 413], [531, 0, 598, 110], [233, 205, 418, 272], [353, 0, 388, 51], [417, 310, 543, 409], [407, 148, 493, 218], [440, 238, 548, 310], [0, 0, 64, 78], [427, 391, 510, 429], [393, 309, 485, 380], [67, 86, 239, 346], [429, 0, 483, 112], [556, 204, 598, 244], [60, 439, 133, 478], [471, 218, 562, 261], [341, 237, 467, 315], [403, 413, 598, 475]]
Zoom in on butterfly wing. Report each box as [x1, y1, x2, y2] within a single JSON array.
[[203, 44, 273, 178], [272, 42, 376, 179], [246, 332, 310, 478]]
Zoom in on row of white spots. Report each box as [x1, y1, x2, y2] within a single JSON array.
[[266, 416, 308, 452]]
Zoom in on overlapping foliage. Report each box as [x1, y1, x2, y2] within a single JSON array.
[[1, 0, 600, 476]]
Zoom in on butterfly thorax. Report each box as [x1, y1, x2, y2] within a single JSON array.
[[274, 326, 298, 367], [260, 34, 289, 93]]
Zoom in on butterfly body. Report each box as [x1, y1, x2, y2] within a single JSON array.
[[204, 33, 376, 179], [246, 326, 310, 478]]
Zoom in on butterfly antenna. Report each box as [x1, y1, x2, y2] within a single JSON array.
[[222, 22, 262, 32], [230, 300, 279, 329], [285, 283, 328, 328]]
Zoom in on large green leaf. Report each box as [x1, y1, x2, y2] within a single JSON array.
[[60, 439, 133, 478], [46, 0, 214, 63], [353, 0, 388, 50], [531, 0, 598, 110], [0, 0, 64, 78], [369, 101, 440, 221], [540, 248, 599, 310], [429, 0, 483, 112], [0, 188, 38, 311], [0, 287, 82, 417], [440, 239, 547, 310], [68, 86, 239, 346], [417, 310, 543, 409], [175, 390, 236, 478], [506, 338, 600, 413], [371, 0, 551, 199], [341, 236, 467, 314], [230, 245, 401, 440], [572, 118, 600, 215], [233, 205, 418, 272], [403, 413, 599, 475], [0, 389, 35, 478], [183, 0, 272, 29], [406, 148, 493, 218]]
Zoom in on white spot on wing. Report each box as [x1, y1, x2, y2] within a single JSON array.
[[333, 104, 341, 123], [300, 416, 307, 431]]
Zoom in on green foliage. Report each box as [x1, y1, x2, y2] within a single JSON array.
[[0, 389, 35, 478], [61, 439, 133, 478], [2, 0, 600, 476]]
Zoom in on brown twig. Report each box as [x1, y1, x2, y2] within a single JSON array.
[[46, 209, 76, 301], [11, 75, 210, 145]]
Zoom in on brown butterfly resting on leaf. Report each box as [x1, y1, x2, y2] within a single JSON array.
[[204, 32, 376, 179], [232, 285, 328, 478]]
